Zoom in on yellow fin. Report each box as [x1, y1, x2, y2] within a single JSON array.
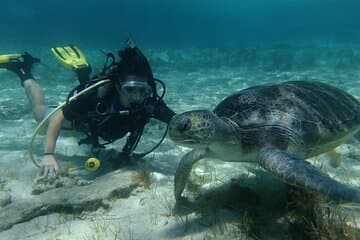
[[51, 44, 89, 70], [0, 54, 22, 64]]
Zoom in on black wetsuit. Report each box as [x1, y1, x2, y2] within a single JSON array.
[[62, 82, 175, 155]]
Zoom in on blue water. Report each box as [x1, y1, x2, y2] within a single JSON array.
[[1, 0, 360, 47]]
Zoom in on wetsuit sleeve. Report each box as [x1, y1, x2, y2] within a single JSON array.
[[150, 99, 176, 124]]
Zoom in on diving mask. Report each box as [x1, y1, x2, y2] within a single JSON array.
[[119, 80, 152, 105]]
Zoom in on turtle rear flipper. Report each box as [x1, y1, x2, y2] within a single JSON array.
[[258, 146, 360, 203]]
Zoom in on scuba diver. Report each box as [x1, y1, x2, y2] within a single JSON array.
[[0, 40, 175, 176]]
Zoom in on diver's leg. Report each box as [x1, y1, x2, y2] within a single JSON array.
[[0, 52, 48, 122], [23, 79, 49, 122]]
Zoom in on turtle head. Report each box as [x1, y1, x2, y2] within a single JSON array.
[[169, 110, 218, 148]]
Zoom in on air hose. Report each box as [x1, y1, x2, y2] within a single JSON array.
[[28, 79, 111, 168]]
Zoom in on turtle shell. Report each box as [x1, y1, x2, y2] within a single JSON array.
[[213, 81, 360, 153]]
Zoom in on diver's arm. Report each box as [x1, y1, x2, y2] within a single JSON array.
[[41, 110, 65, 176], [150, 99, 176, 123]]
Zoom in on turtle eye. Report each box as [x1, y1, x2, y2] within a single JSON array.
[[177, 118, 191, 133]]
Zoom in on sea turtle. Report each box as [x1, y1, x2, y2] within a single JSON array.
[[169, 81, 360, 202]]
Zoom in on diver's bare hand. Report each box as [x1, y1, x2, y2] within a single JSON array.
[[41, 155, 59, 177]]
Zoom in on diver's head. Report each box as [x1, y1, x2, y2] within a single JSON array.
[[116, 75, 151, 107], [115, 46, 154, 107]]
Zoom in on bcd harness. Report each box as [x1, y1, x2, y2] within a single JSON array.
[[66, 77, 167, 159]]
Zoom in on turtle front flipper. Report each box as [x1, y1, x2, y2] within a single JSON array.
[[174, 148, 208, 200], [258, 146, 360, 203]]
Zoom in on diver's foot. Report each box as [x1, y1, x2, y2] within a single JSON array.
[[0, 52, 40, 85], [51, 45, 91, 84]]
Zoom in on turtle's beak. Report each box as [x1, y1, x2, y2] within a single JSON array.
[[168, 111, 212, 148]]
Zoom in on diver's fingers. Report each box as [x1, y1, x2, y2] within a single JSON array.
[[54, 164, 59, 174], [48, 167, 54, 177], [41, 165, 48, 177], [41, 165, 55, 177], [44, 166, 50, 177]]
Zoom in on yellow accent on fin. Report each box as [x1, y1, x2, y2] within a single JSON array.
[[51, 44, 89, 70], [0, 54, 22, 64]]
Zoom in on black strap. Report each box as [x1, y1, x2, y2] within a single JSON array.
[[122, 126, 144, 156]]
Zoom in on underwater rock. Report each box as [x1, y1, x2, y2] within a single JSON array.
[[0, 169, 139, 231], [0, 191, 11, 207], [31, 172, 89, 195]]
